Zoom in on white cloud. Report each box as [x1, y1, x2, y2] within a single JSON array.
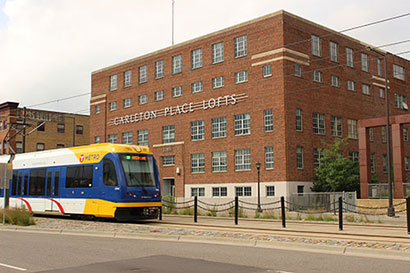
[[0, 0, 409, 113]]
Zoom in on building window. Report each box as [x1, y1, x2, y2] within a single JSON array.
[[109, 101, 117, 111], [155, 60, 164, 79], [0, 121, 2, 130], [139, 94, 148, 105], [264, 109, 273, 132], [236, 186, 251, 197], [16, 142, 23, 154], [137, 129, 148, 146], [263, 65, 272, 77], [348, 119, 358, 139], [370, 154, 375, 173], [297, 185, 304, 196], [122, 132, 133, 144], [155, 90, 164, 101], [312, 112, 325, 135], [394, 93, 407, 109], [235, 149, 251, 171], [313, 70, 322, 82], [265, 146, 274, 169], [212, 76, 224, 88], [139, 65, 147, 83], [266, 186, 275, 197], [235, 71, 248, 84], [123, 98, 132, 108], [110, 74, 117, 91], [162, 125, 175, 144], [108, 134, 118, 144], [234, 35, 247, 58], [381, 126, 386, 143], [95, 105, 101, 114], [379, 88, 385, 98], [213, 187, 227, 197], [36, 143, 45, 151], [172, 86, 183, 97], [95, 136, 100, 144], [349, 151, 359, 161], [191, 48, 202, 69], [57, 123, 65, 134], [212, 151, 227, 172], [331, 116, 342, 137], [362, 84, 370, 95], [212, 42, 224, 64], [330, 41, 338, 62], [234, 113, 251, 135], [172, 54, 182, 74], [191, 187, 205, 197], [405, 157, 410, 171], [377, 59, 382, 77], [313, 148, 323, 169], [37, 122, 45, 132], [124, 70, 132, 87], [331, 75, 339, 87], [347, 80, 355, 91], [404, 128, 408, 141], [191, 81, 203, 93], [296, 146, 304, 169], [361, 53, 368, 72], [393, 64, 405, 80], [212, 117, 226, 138], [346, 47, 354, 68], [56, 144, 64, 149], [369, 128, 374, 141], [162, 156, 175, 166], [311, 35, 321, 57], [75, 125, 83, 135], [191, 153, 205, 173], [294, 63, 302, 77], [296, 109, 303, 132], [382, 154, 387, 173], [191, 120, 204, 141]]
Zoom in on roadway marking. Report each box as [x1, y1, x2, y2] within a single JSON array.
[[276, 271, 295, 273], [0, 262, 27, 271]]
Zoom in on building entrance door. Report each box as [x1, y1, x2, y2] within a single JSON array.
[[162, 178, 175, 196]]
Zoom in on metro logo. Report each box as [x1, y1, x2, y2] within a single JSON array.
[[80, 154, 85, 163]]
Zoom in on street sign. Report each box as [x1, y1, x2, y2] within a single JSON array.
[[0, 163, 13, 190]]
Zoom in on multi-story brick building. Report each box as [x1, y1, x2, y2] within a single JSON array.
[[0, 101, 89, 154], [90, 10, 409, 201]]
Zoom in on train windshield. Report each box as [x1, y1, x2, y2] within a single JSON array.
[[119, 154, 156, 187]]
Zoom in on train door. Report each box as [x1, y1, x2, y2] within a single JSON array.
[[45, 168, 62, 212]]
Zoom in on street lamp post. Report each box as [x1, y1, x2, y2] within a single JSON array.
[[256, 162, 262, 213], [367, 47, 395, 216]]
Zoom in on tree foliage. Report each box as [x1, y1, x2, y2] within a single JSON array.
[[311, 139, 360, 194]]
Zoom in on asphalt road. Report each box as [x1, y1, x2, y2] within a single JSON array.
[[0, 230, 410, 273]]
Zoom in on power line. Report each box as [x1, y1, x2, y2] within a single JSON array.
[[27, 92, 91, 108]]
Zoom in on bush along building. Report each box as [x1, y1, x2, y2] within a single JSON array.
[[90, 10, 410, 203]]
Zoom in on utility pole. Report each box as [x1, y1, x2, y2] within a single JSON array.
[[22, 107, 26, 153]]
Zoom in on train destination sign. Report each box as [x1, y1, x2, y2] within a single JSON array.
[[110, 93, 247, 126]]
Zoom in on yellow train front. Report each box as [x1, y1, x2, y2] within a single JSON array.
[[1, 144, 162, 221]]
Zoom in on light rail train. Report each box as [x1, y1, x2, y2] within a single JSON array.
[[0, 144, 161, 220]]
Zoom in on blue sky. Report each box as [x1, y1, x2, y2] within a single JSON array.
[[0, 0, 8, 28]]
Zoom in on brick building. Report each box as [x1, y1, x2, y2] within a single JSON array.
[[90, 10, 410, 201], [0, 101, 89, 154]]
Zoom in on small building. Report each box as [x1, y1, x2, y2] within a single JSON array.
[[0, 101, 89, 154]]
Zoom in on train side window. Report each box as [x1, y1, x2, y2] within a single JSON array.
[[103, 158, 118, 186], [66, 165, 93, 188], [54, 172, 59, 195], [17, 173, 22, 195], [24, 175, 28, 195], [12, 171, 17, 195], [46, 172, 52, 195], [29, 168, 46, 196]]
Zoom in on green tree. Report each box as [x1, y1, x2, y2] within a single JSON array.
[[312, 139, 360, 194]]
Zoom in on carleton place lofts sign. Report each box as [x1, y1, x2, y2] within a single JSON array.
[[109, 93, 247, 126]]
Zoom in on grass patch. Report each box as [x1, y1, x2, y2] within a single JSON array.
[[178, 208, 194, 216], [0, 208, 35, 226], [304, 214, 337, 222], [162, 194, 176, 214]]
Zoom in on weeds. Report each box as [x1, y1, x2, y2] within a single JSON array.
[[0, 208, 35, 226]]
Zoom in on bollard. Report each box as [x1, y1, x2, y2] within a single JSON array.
[[194, 196, 198, 223], [407, 197, 410, 235], [235, 196, 239, 225], [281, 196, 286, 228], [159, 206, 162, 221], [338, 196, 343, 231]]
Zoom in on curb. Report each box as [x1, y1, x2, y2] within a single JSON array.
[[1, 226, 410, 261]]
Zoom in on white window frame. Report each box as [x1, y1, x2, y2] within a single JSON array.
[[192, 48, 202, 69], [265, 146, 274, 169], [123, 98, 132, 108], [264, 109, 273, 132], [347, 80, 355, 91], [172, 86, 182, 97], [122, 132, 133, 144], [234, 113, 251, 136], [236, 186, 251, 197], [234, 35, 247, 58], [235, 149, 251, 171], [212, 42, 224, 64], [212, 117, 227, 138], [110, 74, 117, 91], [294, 63, 302, 77], [108, 134, 118, 144], [393, 64, 405, 80], [139, 65, 147, 83], [109, 101, 117, 111], [311, 35, 321, 57], [331, 116, 342, 137], [124, 70, 132, 87], [139, 94, 148, 104], [162, 125, 175, 144], [235, 71, 248, 84], [296, 146, 304, 169], [361, 53, 369, 72], [191, 187, 205, 197], [191, 120, 204, 141], [155, 90, 164, 101], [162, 156, 175, 166], [313, 70, 322, 82], [263, 65, 272, 77], [137, 129, 148, 146], [331, 75, 340, 87], [266, 186, 275, 197], [172, 54, 182, 74], [212, 76, 224, 89], [212, 187, 227, 197], [191, 153, 205, 173], [155, 60, 164, 79], [191, 81, 203, 93], [362, 84, 370, 95], [212, 151, 227, 172], [348, 119, 358, 139], [313, 148, 324, 169], [330, 41, 338, 62], [296, 108, 303, 132], [312, 112, 325, 135]]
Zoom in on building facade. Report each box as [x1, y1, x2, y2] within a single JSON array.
[[90, 10, 410, 201], [0, 101, 89, 154]]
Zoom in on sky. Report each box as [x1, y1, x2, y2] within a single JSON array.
[[0, 0, 409, 115]]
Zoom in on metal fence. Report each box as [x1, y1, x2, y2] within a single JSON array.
[[404, 183, 410, 197], [288, 192, 357, 212], [368, 184, 389, 199]]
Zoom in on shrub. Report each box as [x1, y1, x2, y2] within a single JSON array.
[[262, 211, 277, 219], [0, 208, 35, 226], [162, 194, 176, 214], [178, 208, 194, 215]]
